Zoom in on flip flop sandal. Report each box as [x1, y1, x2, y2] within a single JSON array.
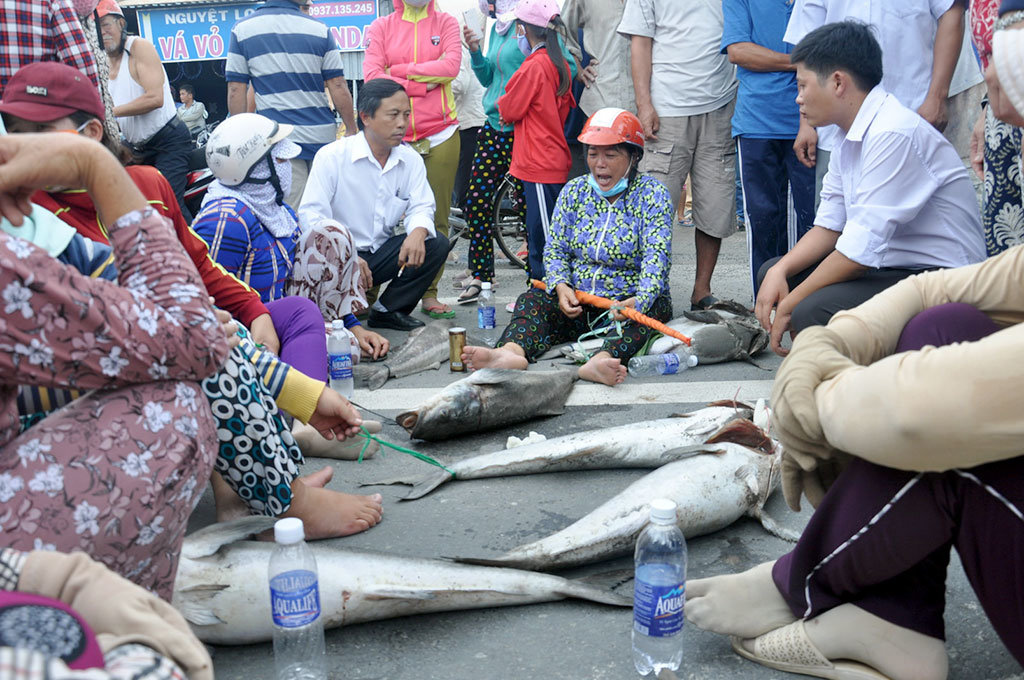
[[691, 295, 720, 311], [457, 281, 483, 305], [731, 620, 890, 680], [422, 303, 456, 319]]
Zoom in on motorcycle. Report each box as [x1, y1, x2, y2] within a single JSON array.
[[184, 144, 214, 218]]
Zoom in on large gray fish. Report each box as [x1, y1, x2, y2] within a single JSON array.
[[353, 320, 454, 390], [368, 404, 770, 500], [172, 517, 630, 645], [396, 368, 577, 441], [457, 442, 796, 571]]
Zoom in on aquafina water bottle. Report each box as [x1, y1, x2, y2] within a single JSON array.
[[269, 518, 326, 680], [477, 282, 497, 347], [632, 498, 687, 676], [327, 319, 354, 398]]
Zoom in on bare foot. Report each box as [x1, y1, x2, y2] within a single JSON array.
[[282, 480, 384, 539], [292, 421, 379, 460], [685, 561, 796, 638], [578, 356, 626, 386], [462, 345, 528, 371], [299, 466, 334, 488]]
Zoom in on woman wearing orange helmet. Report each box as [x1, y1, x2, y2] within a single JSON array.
[[461, 107, 674, 386]]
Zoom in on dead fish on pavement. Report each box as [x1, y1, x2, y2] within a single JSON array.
[[396, 367, 577, 441], [172, 517, 631, 645], [367, 405, 760, 500], [353, 320, 453, 390], [456, 442, 796, 571]]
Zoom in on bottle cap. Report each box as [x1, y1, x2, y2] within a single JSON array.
[[686, 354, 698, 367], [274, 517, 305, 544], [331, 319, 345, 331], [649, 498, 677, 524], [481, 282, 492, 290]]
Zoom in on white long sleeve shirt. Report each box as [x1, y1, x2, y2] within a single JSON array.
[[298, 132, 436, 253], [816, 86, 985, 270]]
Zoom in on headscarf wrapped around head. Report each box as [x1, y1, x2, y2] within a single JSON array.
[[993, 28, 1024, 123], [479, 0, 518, 35]]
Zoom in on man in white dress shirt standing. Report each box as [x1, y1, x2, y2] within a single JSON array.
[[300, 78, 448, 332], [755, 21, 985, 356]]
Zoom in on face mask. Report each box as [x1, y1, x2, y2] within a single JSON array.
[[404, 0, 430, 6], [587, 172, 628, 198], [517, 32, 531, 56], [71, 0, 99, 17]]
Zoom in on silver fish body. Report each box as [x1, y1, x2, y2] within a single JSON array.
[[396, 368, 577, 441], [172, 518, 630, 646], [368, 406, 754, 499], [457, 443, 791, 571], [354, 320, 453, 390]]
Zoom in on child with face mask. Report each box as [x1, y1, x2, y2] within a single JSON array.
[[496, 0, 575, 282]]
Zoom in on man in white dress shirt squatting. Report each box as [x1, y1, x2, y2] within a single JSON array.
[[300, 78, 449, 332], [754, 21, 985, 356]]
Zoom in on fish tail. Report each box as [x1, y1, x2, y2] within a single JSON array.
[[558, 568, 633, 607], [751, 507, 800, 542], [359, 468, 452, 500], [367, 365, 391, 391]]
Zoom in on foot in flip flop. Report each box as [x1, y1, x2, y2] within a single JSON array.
[[685, 561, 795, 638], [457, 280, 483, 304], [421, 298, 456, 319], [691, 294, 720, 311]]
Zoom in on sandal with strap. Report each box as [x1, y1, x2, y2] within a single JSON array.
[[731, 620, 890, 680], [457, 281, 483, 305]]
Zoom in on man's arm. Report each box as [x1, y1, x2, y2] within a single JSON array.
[[918, 0, 966, 131], [325, 76, 357, 136], [726, 43, 795, 72], [113, 39, 169, 117], [227, 81, 248, 115], [630, 35, 657, 139]]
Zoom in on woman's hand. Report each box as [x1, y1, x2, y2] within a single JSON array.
[[579, 60, 599, 88], [308, 385, 363, 441], [214, 304, 240, 349], [248, 312, 280, 355], [352, 325, 390, 360], [969, 109, 986, 180], [610, 297, 636, 322], [463, 24, 481, 52], [556, 283, 582, 319]]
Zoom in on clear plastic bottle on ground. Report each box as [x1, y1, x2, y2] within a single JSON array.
[[632, 498, 687, 676], [627, 350, 698, 378], [477, 282, 497, 347], [269, 518, 326, 680], [327, 319, 354, 398]]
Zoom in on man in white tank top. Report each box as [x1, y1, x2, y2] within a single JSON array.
[[97, 0, 195, 220]]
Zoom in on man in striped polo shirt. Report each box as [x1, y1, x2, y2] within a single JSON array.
[[226, 0, 358, 207]]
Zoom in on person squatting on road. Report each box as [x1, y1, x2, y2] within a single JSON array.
[[462, 108, 672, 387]]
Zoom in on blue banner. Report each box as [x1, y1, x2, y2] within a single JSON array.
[[138, 1, 379, 63]]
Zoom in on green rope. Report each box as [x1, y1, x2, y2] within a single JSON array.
[[572, 308, 625, 362], [354, 425, 456, 478]]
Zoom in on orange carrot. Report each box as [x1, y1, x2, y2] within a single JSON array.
[[531, 280, 692, 346]]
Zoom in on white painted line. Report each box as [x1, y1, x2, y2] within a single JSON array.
[[352, 380, 774, 412]]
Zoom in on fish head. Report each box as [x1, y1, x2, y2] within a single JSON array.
[[397, 381, 483, 434]]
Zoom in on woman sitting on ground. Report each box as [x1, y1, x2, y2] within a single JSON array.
[[462, 108, 672, 386], [194, 113, 390, 360]]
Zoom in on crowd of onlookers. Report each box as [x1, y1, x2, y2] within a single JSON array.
[[3, 0, 1024, 677]]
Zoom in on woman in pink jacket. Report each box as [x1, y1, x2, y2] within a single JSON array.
[[364, 0, 462, 319]]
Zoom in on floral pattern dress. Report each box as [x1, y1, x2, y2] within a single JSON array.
[[0, 208, 228, 599]]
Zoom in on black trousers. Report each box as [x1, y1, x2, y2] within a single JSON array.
[[757, 256, 925, 332], [360, 232, 450, 314], [453, 126, 481, 211], [136, 116, 194, 222]]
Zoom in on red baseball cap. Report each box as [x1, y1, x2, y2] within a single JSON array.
[[0, 62, 105, 123]]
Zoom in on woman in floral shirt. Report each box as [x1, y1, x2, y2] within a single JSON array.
[[462, 109, 672, 386], [0, 132, 228, 598]]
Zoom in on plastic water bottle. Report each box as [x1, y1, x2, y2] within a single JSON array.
[[269, 518, 326, 680], [632, 498, 687, 676], [327, 319, 354, 398], [627, 350, 698, 378], [477, 282, 497, 347]]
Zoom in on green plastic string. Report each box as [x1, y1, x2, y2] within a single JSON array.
[[354, 425, 456, 478], [572, 308, 625, 362]]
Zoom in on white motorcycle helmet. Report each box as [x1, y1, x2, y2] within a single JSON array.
[[205, 113, 297, 186]]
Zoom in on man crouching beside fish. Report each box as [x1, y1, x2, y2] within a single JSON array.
[[462, 109, 672, 386], [684, 181, 1024, 673]]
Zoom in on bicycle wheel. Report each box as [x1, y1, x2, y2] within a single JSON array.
[[492, 176, 527, 268]]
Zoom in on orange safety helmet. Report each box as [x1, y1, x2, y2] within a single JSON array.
[[95, 0, 124, 18], [577, 107, 645, 150]]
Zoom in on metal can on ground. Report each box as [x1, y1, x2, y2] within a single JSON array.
[[449, 327, 467, 372]]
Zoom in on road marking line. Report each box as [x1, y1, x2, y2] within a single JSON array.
[[353, 380, 774, 412]]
